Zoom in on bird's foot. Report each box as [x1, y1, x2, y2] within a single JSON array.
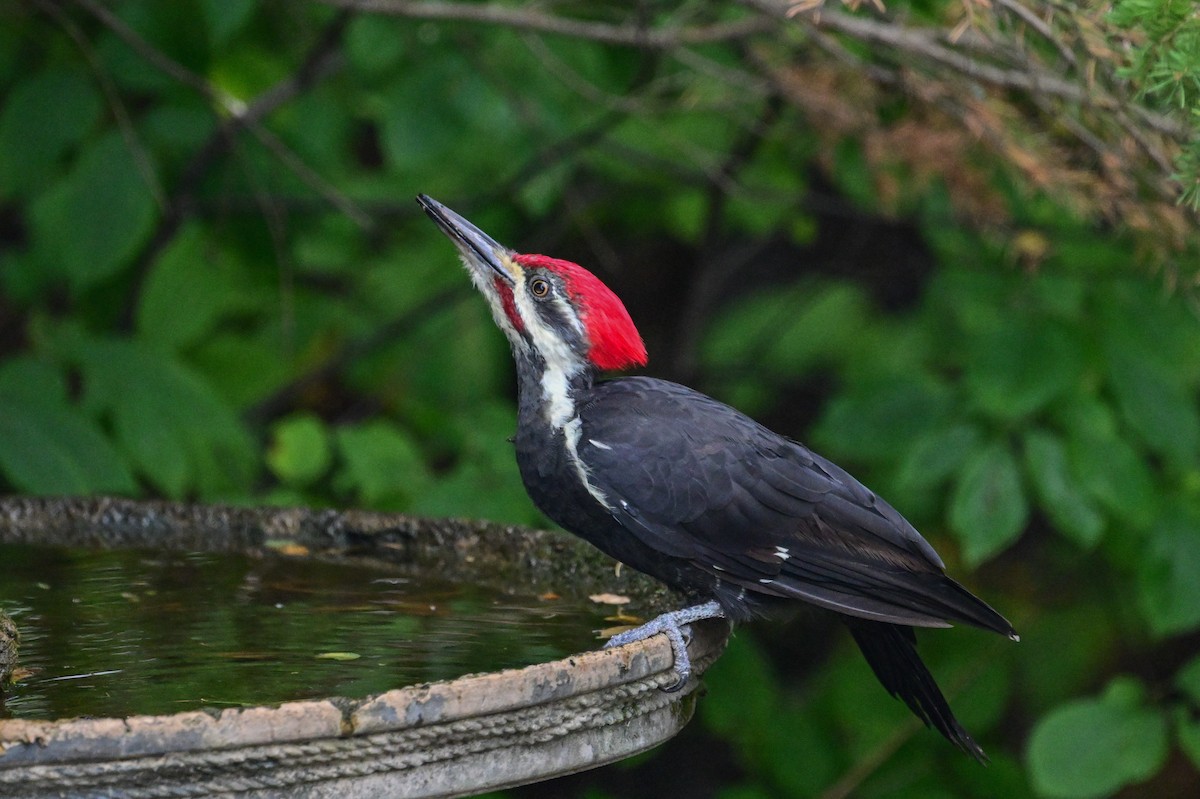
[[604, 600, 725, 691]]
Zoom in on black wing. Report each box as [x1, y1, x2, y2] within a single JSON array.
[[577, 377, 1012, 635]]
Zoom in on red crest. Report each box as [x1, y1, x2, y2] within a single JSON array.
[[514, 254, 647, 371]]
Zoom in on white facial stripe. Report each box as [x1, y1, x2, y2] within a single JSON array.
[[461, 254, 526, 353], [511, 282, 584, 429], [474, 263, 609, 512], [508, 277, 614, 510]]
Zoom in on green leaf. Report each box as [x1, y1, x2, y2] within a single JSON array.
[[29, 132, 158, 291], [1061, 401, 1157, 527], [295, 212, 376, 277], [406, 402, 540, 525], [0, 358, 136, 495], [0, 69, 101, 197], [1137, 505, 1200, 636], [813, 378, 955, 464], [964, 321, 1084, 421], [1094, 277, 1200, 385], [334, 421, 430, 509], [1105, 342, 1200, 468], [0, 356, 69, 406], [1023, 430, 1105, 548], [136, 224, 251, 349], [189, 332, 293, 408], [140, 101, 217, 161], [363, 299, 511, 410], [949, 441, 1028, 565], [1017, 605, 1118, 712], [925, 263, 1011, 337], [413, 458, 537, 524], [1178, 704, 1200, 770], [0, 398, 134, 495], [702, 634, 779, 750], [1178, 654, 1200, 704], [516, 159, 572, 218], [1027, 678, 1169, 799], [114, 0, 211, 79], [894, 423, 984, 492], [832, 136, 875, 208], [268, 414, 332, 487], [209, 44, 290, 107], [378, 52, 466, 173], [663, 188, 706, 242], [66, 336, 255, 498], [136, 221, 267, 350], [201, 0, 256, 46], [346, 15, 406, 76], [702, 281, 868, 377], [702, 634, 839, 794]]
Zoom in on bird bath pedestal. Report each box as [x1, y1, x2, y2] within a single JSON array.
[[0, 498, 727, 799]]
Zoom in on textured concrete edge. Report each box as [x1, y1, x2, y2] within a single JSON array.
[[0, 686, 697, 799], [0, 622, 726, 799], [0, 497, 731, 797], [0, 630, 679, 766]]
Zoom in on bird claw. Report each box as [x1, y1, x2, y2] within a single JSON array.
[[603, 600, 725, 691]]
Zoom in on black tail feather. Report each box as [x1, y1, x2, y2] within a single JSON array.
[[845, 618, 988, 763]]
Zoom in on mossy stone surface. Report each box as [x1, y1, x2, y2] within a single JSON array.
[[0, 612, 17, 686]]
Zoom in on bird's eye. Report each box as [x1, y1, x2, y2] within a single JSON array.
[[530, 278, 550, 298]]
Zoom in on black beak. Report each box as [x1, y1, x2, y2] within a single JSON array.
[[416, 195, 517, 286]]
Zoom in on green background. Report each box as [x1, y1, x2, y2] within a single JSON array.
[[2, 1, 1199, 797]]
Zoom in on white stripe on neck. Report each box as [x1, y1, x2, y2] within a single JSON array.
[[510, 287, 612, 511]]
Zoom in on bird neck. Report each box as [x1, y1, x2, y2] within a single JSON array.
[[513, 347, 594, 435]]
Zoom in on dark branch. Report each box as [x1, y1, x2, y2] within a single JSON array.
[[103, 10, 355, 331], [318, 0, 776, 48]]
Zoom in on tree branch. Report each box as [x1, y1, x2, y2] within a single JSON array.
[[243, 286, 467, 425], [84, 7, 356, 331], [72, 0, 368, 228], [744, 0, 1185, 139], [318, 0, 777, 48], [34, 0, 166, 208]]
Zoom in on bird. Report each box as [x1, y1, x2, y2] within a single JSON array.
[[416, 194, 1017, 761]]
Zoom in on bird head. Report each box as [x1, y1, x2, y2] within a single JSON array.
[[417, 195, 647, 377]]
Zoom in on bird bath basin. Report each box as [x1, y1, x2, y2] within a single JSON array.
[[0, 497, 728, 799]]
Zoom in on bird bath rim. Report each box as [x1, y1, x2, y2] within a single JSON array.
[[0, 496, 729, 799]]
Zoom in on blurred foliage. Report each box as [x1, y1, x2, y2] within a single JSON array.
[[1109, 0, 1200, 209], [1, 1, 1199, 797]]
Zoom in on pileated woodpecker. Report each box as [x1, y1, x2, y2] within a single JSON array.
[[417, 195, 1016, 760]]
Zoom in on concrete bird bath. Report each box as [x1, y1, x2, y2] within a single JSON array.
[[0, 497, 728, 799]]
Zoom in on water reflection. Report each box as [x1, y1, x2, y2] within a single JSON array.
[[0, 544, 605, 720]]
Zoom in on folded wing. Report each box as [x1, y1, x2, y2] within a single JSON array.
[[577, 377, 1013, 636]]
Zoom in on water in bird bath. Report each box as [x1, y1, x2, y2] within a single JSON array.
[[0, 542, 608, 721]]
